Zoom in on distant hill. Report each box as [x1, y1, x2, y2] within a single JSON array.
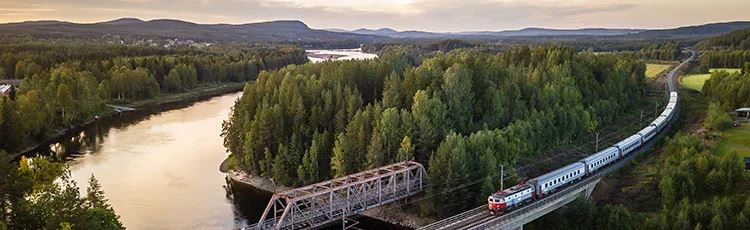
[[0, 18, 383, 44], [4, 18, 750, 44], [493, 28, 643, 36], [331, 21, 750, 40], [697, 28, 750, 50], [339, 27, 641, 38], [635, 21, 750, 38], [347, 28, 442, 38]]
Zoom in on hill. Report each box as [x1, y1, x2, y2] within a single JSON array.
[[0, 18, 383, 44], [634, 21, 750, 38], [482, 27, 644, 37], [697, 28, 750, 50], [332, 21, 750, 40], [349, 28, 442, 38]]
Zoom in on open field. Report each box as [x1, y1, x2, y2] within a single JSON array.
[[715, 124, 750, 158], [680, 68, 741, 91], [645, 63, 672, 78]]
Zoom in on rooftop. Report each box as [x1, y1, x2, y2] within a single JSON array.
[[0, 84, 12, 95], [735, 108, 750, 113]]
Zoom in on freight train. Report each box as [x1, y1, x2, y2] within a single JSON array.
[[488, 91, 678, 214]]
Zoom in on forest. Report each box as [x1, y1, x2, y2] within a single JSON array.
[[0, 153, 123, 229], [0, 41, 306, 153], [698, 29, 750, 68], [222, 45, 648, 216]]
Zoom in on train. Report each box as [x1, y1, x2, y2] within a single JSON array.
[[488, 91, 678, 214]]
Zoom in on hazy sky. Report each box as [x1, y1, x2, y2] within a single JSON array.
[[1, 0, 749, 32]]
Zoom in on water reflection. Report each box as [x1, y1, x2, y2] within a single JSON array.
[[27, 92, 272, 229], [27, 91, 407, 230]]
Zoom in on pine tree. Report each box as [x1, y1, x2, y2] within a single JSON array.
[[382, 72, 404, 109], [442, 63, 474, 133], [396, 136, 414, 162]]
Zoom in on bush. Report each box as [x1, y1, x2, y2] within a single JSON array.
[[703, 102, 732, 131]]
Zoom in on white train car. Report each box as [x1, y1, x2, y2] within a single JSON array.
[[666, 102, 676, 110], [639, 125, 658, 142], [530, 162, 586, 197], [580, 147, 620, 174], [615, 134, 642, 157], [652, 115, 668, 131], [661, 108, 674, 120]]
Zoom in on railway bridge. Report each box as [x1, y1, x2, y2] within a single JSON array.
[[249, 161, 426, 230]]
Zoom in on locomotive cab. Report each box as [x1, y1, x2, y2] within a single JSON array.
[[487, 194, 507, 215]]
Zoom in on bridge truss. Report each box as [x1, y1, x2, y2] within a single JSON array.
[[252, 161, 427, 230]]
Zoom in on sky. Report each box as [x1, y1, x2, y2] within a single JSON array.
[[0, 0, 749, 32]]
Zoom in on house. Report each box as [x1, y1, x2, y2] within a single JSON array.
[[0, 84, 12, 97], [734, 108, 750, 123], [0, 79, 21, 98]]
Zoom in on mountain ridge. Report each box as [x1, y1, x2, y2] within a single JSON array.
[[0, 18, 382, 44], [330, 21, 750, 38]]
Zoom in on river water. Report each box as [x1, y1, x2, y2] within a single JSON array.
[[44, 92, 246, 229], [29, 50, 403, 229], [306, 48, 378, 63]]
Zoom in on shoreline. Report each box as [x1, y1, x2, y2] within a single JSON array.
[[12, 82, 246, 160]]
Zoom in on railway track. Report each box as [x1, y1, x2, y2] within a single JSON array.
[[418, 49, 696, 230]]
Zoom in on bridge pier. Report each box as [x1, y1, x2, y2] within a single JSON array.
[[583, 180, 598, 199]]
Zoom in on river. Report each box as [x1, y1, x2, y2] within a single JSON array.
[[306, 48, 378, 63], [28, 49, 404, 229], [37, 92, 245, 229]]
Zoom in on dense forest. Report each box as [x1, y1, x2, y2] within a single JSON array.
[[698, 29, 750, 68], [703, 69, 750, 110], [698, 29, 750, 50], [632, 42, 683, 60], [222, 45, 648, 216], [0, 41, 306, 153]]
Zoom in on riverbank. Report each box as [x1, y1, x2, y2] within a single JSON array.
[[120, 82, 246, 109], [13, 82, 247, 160]]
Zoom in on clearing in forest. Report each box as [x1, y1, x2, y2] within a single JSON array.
[[715, 124, 750, 158], [680, 68, 741, 92], [645, 63, 672, 78]]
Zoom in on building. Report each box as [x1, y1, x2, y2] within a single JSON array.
[[0, 84, 12, 96], [0, 79, 21, 97], [734, 108, 750, 123]]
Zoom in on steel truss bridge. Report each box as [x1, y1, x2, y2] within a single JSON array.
[[250, 161, 426, 230]]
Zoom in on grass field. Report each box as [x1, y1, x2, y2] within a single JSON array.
[[715, 125, 750, 158], [680, 68, 741, 92], [645, 63, 672, 78]]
